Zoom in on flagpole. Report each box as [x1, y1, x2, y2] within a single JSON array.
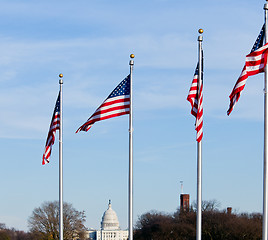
[[128, 54, 134, 240], [59, 73, 64, 240], [264, 2, 268, 240], [196, 29, 203, 240]]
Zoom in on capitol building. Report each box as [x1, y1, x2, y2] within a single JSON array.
[[86, 200, 129, 240]]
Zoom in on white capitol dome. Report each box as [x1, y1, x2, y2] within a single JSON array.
[[101, 200, 120, 230], [87, 200, 128, 240]]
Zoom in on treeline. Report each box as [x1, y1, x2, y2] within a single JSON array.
[[0, 200, 263, 240], [0, 223, 34, 240], [134, 202, 262, 240]]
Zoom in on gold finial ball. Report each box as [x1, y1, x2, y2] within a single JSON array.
[[130, 54, 135, 59], [198, 29, 204, 34], [59, 73, 63, 78]]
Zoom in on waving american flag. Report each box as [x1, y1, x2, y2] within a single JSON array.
[[187, 52, 203, 142], [42, 93, 60, 165], [227, 25, 268, 115], [76, 75, 130, 133]]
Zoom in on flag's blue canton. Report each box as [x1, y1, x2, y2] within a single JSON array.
[[194, 64, 199, 76], [194, 65, 203, 78], [194, 51, 204, 79], [53, 94, 60, 114], [251, 24, 265, 53], [108, 75, 130, 99]]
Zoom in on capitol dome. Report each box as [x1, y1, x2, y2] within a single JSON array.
[[101, 200, 120, 230]]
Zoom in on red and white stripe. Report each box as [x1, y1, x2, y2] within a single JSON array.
[[228, 42, 268, 115], [76, 95, 130, 133], [187, 74, 203, 142]]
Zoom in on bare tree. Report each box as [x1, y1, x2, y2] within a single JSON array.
[[0, 223, 7, 230], [192, 199, 221, 212], [28, 201, 87, 240]]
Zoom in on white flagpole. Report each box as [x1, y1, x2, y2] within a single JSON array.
[[264, 2, 268, 240], [128, 54, 134, 240], [196, 29, 203, 240], [59, 73, 64, 240]]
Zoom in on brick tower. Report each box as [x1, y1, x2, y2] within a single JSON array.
[[180, 194, 190, 212]]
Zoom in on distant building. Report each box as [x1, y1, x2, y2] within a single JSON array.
[[227, 207, 232, 215], [86, 200, 128, 240], [180, 194, 190, 212]]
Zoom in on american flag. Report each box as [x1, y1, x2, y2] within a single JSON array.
[[42, 93, 60, 165], [76, 75, 130, 133], [187, 52, 203, 142], [227, 25, 267, 115]]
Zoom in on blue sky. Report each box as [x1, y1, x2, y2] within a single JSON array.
[[0, 0, 266, 232]]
